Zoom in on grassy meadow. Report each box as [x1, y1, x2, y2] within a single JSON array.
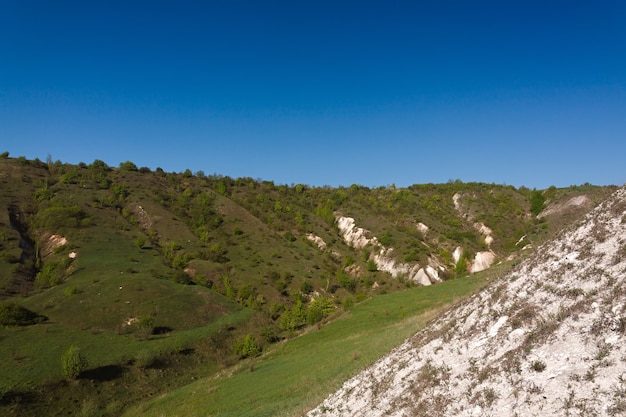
[[123, 262, 511, 417]]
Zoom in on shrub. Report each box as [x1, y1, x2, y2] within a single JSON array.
[[455, 255, 468, 277], [366, 259, 378, 272], [35, 262, 64, 288], [337, 270, 357, 292], [61, 345, 88, 379], [172, 270, 192, 285], [531, 359, 546, 372], [63, 286, 81, 296], [135, 349, 157, 368], [530, 190, 545, 216], [279, 299, 306, 331], [36, 203, 90, 230], [119, 161, 138, 171], [233, 334, 261, 358], [136, 315, 155, 340], [0, 302, 46, 326], [300, 280, 313, 294], [135, 236, 146, 249], [306, 296, 334, 325]]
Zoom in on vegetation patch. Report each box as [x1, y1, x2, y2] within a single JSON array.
[[0, 302, 46, 326]]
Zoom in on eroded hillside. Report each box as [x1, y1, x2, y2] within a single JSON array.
[[308, 186, 626, 416]]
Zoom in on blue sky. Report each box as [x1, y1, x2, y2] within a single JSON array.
[[1, 1, 625, 189]]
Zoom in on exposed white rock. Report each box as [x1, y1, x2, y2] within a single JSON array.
[[470, 251, 496, 273], [453, 246, 463, 264], [41, 234, 68, 257], [452, 195, 497, 265], [336, 216, 373, 250], [306, 233, 327, 250], [474, 222, 493, 237], [336, 215, 438, 285], [515, 234, 527, 246], [425, 265, 441, 282], [474, 221, 495, 248], [452, 192, 463, 213], [50, 234, 67, 247], [538, 194, 590, 218], [416, 222, 429, 235], [413, 268, 432, 286]]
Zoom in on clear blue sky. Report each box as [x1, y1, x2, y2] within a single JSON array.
[[1, 1, 625, 189]]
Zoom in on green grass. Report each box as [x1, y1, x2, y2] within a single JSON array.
[[0, 223, 253, 396], [123, 264, 509, 417], [0, 310, 251, 390]]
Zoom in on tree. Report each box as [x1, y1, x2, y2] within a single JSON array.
[[366, 259, 378, 272], [530, 190, 546, 217], [0, 302, 46, 326], [119, 160, 138, 171], [233, 334, 261, 358], [61, 345, 88, 379], [306, 296, 334, 325], [279, 298, 306, 331], [455, 255, 469, 277]]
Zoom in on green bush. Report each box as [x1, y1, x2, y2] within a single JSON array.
[[135, 349, 158, 369], [0, 302, 46, 326], [306, 296, 334, 325], [136, 315, 155, 340], [233, 334, 261, 358], [300, 280, 313, 294], [35, 261, 64, 288], [279, 299, 306, 331], [36, 203, 90, 230], [531, 359, 546, 372], [119, 161, 138, 171], [366, 259, 378, 272], [61, 345, 88, 379], [530, 190, 546, 217], [337, 271, 357, 292], [172, 270, 192, 284]]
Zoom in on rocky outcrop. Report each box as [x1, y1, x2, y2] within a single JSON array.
[[306, 233, 327, 251], [470, 250, 496, 273], [336, 215, 441, 285], [452, 193, 498, 273]]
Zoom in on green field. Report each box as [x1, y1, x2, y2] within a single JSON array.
[[123, 263, 509, 417]]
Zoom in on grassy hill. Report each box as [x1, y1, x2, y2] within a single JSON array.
[[0, 152, 617, 415]]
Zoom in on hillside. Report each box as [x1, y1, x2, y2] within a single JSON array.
[[0, 153, 617, 415], [308, 186, 626, 416]]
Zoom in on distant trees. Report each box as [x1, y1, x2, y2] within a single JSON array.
[[35, 202, 90, 231], [119, 161, 138, 171]]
